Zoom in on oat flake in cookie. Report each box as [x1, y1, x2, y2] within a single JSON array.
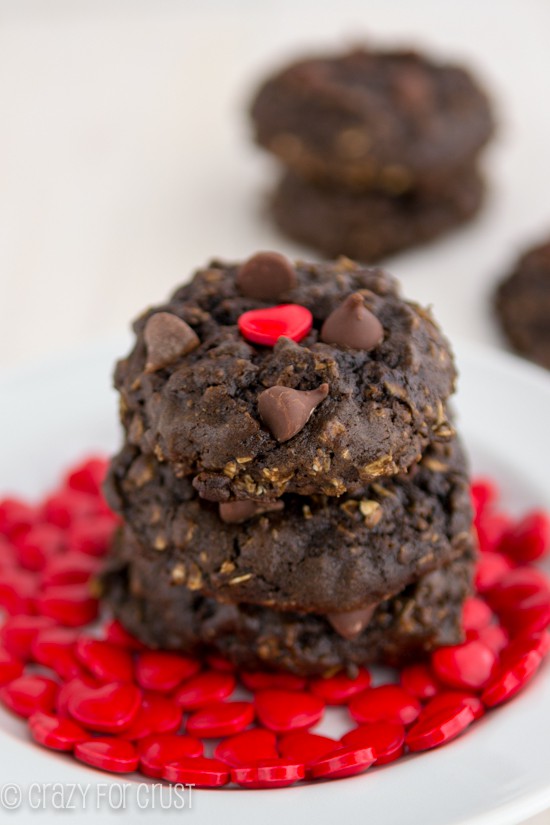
[[113, 254, 456, 501]]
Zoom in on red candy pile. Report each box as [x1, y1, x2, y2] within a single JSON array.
[[0, 463, 549, 788]]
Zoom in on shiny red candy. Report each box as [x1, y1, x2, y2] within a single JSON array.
[[138, 733, 203, 778], [162, 756, 229, 787], [0, 675, 59, 718], [42, 553, 100, 587], [173, 671, 235, 710], [67, 681, 141, 733], [2, 465, 550, 789], [255, 689, 325, 732], [279, 731, 339, 765], [474, 552, 514, 593], [348, 685, 420, 726], [406, 703, 475, 752], [462, 597, 493, 632], [123, 693, 182, 740], [341, 721, 405, 764], [476, 512, 511, 553], [214, 728, 278, 766], [29, 711, 88, 751], [14, 524, 66, 572], [103, 619, 146, 651], [431, 640, 497, 690], [487, 567, 550, 612], [400, 664, 440, 700], [500, 590, 550, 636], [65, 457, 108, 496], [205, 654, 236, 672], [467, 624, 509, 656], [56, 676, 98, 718], [31, 627, 82, 679], [239, 670, 306, 692], [0, 615, 56, 661], [135, 650, 200, 692], [481, 644, 543, 708], [310, 668, 371, 704], [42, 490, 101, 530], [75, 637, 134, 683], [309, 745, 375, 779], [75, 738, 139, 773], [238, 304, 313, 346], [0, 647, 24, 686], [186, 701, 255, 738], [471, 479, 498, 517], [419, 691, 485, 723], [0, 568, 38, 615], [499, 511, 550, 562], [232, 759, 306, 788], [36, 583, 98, 627], [0, 498, 36, 540], [67, 515, 116, 557]]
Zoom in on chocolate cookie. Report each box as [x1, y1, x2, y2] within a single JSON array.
[[272, 167, 484, 262], [101, 526, 474, 677], [114, 256, 456, 501], [250, 47, 494, 193], [495, 238, 550, 370], [104, 435, 472, 614]]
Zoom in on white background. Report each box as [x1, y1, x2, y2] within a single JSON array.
[[0, 1, 549, 822]]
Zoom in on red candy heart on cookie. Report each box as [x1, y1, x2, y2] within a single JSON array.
[[238, 304, 313, 346]]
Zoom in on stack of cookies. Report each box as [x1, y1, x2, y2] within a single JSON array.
[[103, 252, 475, 676], [250, 47, 494, 261]]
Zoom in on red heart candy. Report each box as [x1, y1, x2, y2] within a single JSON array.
[[238, 304, 312, 346], [254, 689, 324, 732], [67, 682, 141, 732]]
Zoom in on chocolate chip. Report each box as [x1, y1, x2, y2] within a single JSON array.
[[236, 252, 297, 300], [258, 383, 329, 443], [218, 500, 284, 524], [327, 605, 376, 640], [144, 312, 199, 372], [320, 293, 383, 351]]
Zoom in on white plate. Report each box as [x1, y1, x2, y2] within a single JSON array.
[[1, 338, 550, 825]]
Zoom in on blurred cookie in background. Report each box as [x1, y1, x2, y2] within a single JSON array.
[[495, 238, 550, 370], [250, 45, 495, 261]]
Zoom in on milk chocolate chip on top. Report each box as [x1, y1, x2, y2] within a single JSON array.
[[258, 384, 330, 442], [321, 292, 384, 350], [144, 312, 199, 373], [236, 251, 297, 300]]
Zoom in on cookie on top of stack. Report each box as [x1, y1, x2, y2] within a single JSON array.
[[250, 47, 495, 261], [103, 252, 475, 676]]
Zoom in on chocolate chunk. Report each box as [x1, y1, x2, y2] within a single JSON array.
[[321, 293, 383, 351], [327, 605, 376, 640], [219, 499, 284, 524], [258, 384, 329, 442], [144, 312, 199, 372], [192, 473, 231, 502], [236, 251, 297, 300]]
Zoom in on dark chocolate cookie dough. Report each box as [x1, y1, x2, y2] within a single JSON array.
[[105, 435, 472, 614], [101, 526, 474, 677], [495, 238, 550, 370], [114, 256, 456, 501], [250, 47, 494, 193], [272, 168, 484, 262]]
